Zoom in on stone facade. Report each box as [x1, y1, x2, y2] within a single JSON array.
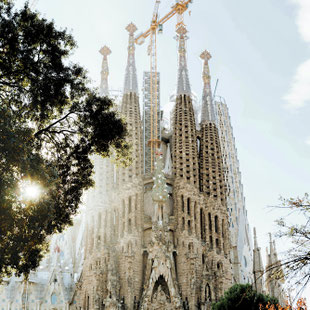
[[70, 22, 234, 309]]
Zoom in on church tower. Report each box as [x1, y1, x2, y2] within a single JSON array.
[[115, 23, 144, 309], [171, 23, 202, 309], [73, 45, 115, 310], [265, 233, 285, 305], [198, 50, 232, 302], [253, 227, 264, 293], [72, 13, 243, 310]]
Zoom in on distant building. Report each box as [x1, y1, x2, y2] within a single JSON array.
[[214, 96, 253, 284], [0, 218, 84, 310]]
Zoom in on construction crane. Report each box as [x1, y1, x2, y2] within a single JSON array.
[[135, 0, 192, 172]]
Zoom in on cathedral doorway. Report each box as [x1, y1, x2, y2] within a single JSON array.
[[151, 275, 171, 305]]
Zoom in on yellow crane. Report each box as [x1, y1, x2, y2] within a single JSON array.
[[135, 0, 192, 172]]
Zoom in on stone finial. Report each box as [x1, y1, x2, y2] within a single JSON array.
[[200, 49, 215, 123], [200, 50, 212, 85], [176, 24, 191, 95], [126, 22, 137, 35], [176, 24, 188, 36], [200, 50, 212, 62], [99, 45, 111, 57], [253, 227, 258, 248]]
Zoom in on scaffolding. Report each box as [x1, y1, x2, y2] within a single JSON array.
[[142, 72, 161, 174]]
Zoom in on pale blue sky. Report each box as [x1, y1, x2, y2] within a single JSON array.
[[16, 0, 310, 297]]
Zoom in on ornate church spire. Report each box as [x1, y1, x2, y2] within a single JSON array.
[[124, 23, 138, 94], [176, 24, 191, 96], [99, 45, 111, 96], [253, 227, 264, 293], [200, 50, 215, 123]]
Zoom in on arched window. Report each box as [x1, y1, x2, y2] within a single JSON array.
[[128, 218, 132, 234], [188, 220, 191, 235], [129, 196, 132, 213], [205, 284, 212, 302], [209, 236, 213, 249], [122, 200, 125, 217], [187, 197, 190, 215], [181, 195, 184, 212], [200, 209, 206, 241], [208, 213, 212, 232], [135, 193, 138, 210], [214, 215, 219, 233], [51, 293, 57, 305]]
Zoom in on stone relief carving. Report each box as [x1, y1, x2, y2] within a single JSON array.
[[140, 220, 182, 309]]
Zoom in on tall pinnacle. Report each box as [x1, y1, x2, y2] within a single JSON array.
[[176, 24, 191, 96], [200, 50, 215, 123], [99, 45, 111, 96], [123, 23, 138, 94], [253, 227, 258, 248]]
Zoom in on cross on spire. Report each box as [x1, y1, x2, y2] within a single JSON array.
[[126, 22, 137, 35]]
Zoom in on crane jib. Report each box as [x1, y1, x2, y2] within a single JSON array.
[[134, 0, 192, 171]]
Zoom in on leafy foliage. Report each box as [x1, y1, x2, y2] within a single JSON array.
[[260, 298, 307, 310], [269, 194, 310, 296], [0, 1, 129, 280], [211, 284, 279, 310]]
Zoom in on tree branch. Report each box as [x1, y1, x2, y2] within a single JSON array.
[[34, 111, 77, 137]]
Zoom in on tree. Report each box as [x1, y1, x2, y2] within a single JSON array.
[[267, 194, 310, 296], [211, 284, 279, 310], [0, 0, 129, 280], [260, 298, 307, 310]]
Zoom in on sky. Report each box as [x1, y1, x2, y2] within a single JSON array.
[[16, 0, 310, 299]]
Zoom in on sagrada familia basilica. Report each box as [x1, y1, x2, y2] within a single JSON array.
[[0, 5, 285, 310]]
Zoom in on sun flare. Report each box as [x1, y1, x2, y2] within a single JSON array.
[[20, 180, 42, 201]]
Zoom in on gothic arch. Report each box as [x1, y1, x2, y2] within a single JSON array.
[[205, 283, 212, 302], [151, 275, 171, 303], [217, 261, 223, 272]]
